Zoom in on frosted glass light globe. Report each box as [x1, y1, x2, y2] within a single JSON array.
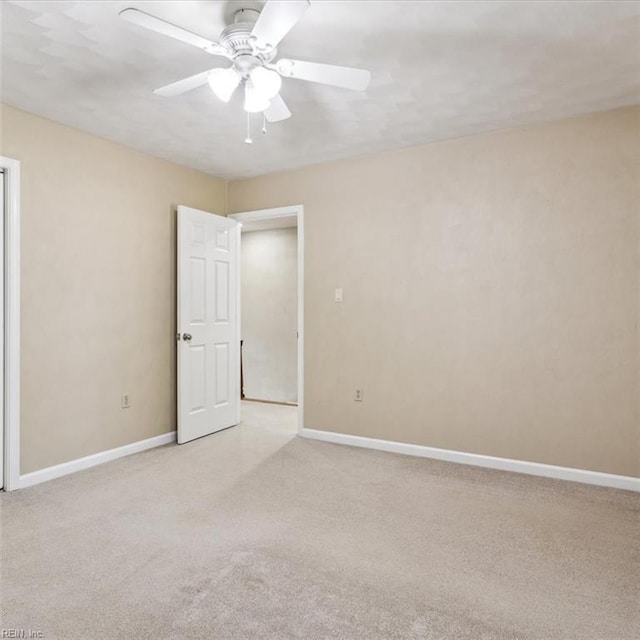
[[244, 81, 270, 113], [249, 67, 282, 100], [208, 68, 241, 102]]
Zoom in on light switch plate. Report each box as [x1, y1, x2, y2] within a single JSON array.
[[334, 288, 343, 303]]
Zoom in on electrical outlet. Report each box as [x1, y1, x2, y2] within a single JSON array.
[[354, 388, 363, 402], [121, 394, 131, 409]]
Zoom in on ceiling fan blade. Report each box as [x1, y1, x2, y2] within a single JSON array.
[[265, 94, 292, 123], [276, 59, 371, 91], [119, 8, 229, 57], [154, 69, 217, 97], [251, 0, 310, 49]]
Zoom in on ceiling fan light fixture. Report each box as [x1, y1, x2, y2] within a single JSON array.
[[244, 81, 271, 113], [122, 1, 371, 140], [249, 66, 282, 100], [208, 68, 240, 102]]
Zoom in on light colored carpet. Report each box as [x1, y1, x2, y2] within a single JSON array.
[[1, 401, 638, 639]]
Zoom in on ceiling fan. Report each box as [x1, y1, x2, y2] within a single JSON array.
[[120, 0, 371, 137]]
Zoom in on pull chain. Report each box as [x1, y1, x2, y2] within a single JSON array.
[[244, 111, 253, 144], [262, 112, 267, 135]]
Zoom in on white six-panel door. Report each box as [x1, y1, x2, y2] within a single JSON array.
[[177, 206, 240, 444]]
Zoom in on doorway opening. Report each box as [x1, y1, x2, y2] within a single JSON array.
[[229, 206, 304, 433]]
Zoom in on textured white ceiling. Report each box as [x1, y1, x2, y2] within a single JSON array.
[[1, 1, 639, 179]]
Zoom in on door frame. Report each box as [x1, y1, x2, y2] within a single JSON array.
[[1, 156, 21, 491], [228, 205, 304, 434]]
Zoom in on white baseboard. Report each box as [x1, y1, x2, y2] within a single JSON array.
[[299, 428, 640, 492], [18, 431, 176, 489]]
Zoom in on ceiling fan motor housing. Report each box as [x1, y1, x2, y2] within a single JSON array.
[[219, 8, 277, 74]]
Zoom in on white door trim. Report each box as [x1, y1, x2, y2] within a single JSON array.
[[228, 205, 304, 433], [1, 156, 21, 491]]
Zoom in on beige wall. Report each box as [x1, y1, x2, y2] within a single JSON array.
[[1, 105, 226, 473], [229, 107, 640, 477], [241, 228, 297, 403], [2, 103, 638, 478]]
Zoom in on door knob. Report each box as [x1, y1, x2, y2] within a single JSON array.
[[182, 333, 192, 341]]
